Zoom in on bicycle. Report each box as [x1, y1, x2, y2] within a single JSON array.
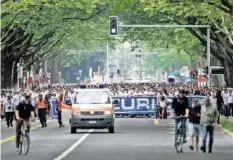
[[174, 115, 187, 153], [18, 120, 30, 155]]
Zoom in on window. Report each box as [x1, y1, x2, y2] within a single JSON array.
[[74, 91, 111, 104]]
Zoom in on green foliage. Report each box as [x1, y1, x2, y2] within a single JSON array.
[[220, 118, 233, 133], [142, 49, 190, 75]]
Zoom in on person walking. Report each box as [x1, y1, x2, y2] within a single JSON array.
[[57, 95, 64, 128], [200, 97, 219, 153], [227, 89, 233, 118], [209, 91, 217, 107], [3, 94, 14, 127], [222, 89, 229, 118], [188, 99, 201, 151], [159, 96, 167, 119], [36, 93, 48, 127], [216, 90, 224, 124]]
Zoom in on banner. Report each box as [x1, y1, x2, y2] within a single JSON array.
[[50, 97, 72, 118], [113, 96, 207, 114], [50, 98, 58, 118], [52, 95, 207, 117], [113, 96, 157, 114]]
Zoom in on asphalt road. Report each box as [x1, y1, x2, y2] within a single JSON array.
[[1, 118, 233, 160]]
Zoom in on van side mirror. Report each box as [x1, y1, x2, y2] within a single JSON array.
[[113, 100, 118, 104]]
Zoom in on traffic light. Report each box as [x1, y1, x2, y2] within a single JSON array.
[[109, 16, 118, 36], [117, 69, 121, 75], [203, 67, 208, 75]]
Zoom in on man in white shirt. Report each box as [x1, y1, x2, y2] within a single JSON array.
[[222, 89, 229, 118], [209, 91, 217, 107], [3, 94, 14, 127], [1, 91, 6, 120], [20, 92, 26, 102], [228, 89, 233, 118], [13, 91, 20, 109]]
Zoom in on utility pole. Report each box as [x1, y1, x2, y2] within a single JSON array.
[[106, 41, 109, 78], [207, 28, 211, 87]]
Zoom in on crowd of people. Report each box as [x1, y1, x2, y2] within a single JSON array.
[[1, 83, 233, 121], [0, 83, 233, 153], [108, 83, 233, 119]]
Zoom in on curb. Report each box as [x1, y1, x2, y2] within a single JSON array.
[[219, 125, 233, 140]]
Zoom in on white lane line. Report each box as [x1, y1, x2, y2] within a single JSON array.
[[53, 129, 94, 160]]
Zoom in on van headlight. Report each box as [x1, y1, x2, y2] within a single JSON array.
[[105, 111, 112, 115]]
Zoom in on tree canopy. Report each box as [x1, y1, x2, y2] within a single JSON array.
[[1, 0, 233, 87]]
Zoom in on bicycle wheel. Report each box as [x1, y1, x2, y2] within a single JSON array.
[[18, 134, 23, 155], [175, 129, 182, 153], [22, 133, 30, 155]]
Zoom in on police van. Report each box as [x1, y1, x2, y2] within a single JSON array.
[[62, 84, 118, 134]]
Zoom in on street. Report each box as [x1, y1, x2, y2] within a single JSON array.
[[1, 119, 233, 160]]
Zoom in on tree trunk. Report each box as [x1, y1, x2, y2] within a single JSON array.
[[189, 58, 197, 70], [50, 57, 59, 84], [11, 61, 16, 88], [1, 62, 13, 88], [224, 61, 233, 87]]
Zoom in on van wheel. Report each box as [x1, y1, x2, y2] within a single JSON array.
[[71, 127, 76, 134], [109, 126, 114, 133]]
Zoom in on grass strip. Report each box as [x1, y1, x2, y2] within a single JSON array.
[[220, 118, 233, 132]]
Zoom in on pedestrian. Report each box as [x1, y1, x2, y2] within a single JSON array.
[[209, 91, 217, 107], [188, 99, 201, 151], [200, 97, 219, 153], [1, 90, 6, 120], [159, 96, 167, 119], [3, 94, 14, 127], [216, 90, 224, 124], [13, 90, 20, 109], [222, 89, 229, 118], [57, 94, 64, 128], [228, 89, 233, 118], [36, 93, 48, 127]]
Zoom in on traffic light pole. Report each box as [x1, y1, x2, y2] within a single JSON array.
[[207, 28, 211, 88], [106, 41, 109, 78]]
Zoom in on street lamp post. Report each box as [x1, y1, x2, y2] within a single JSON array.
[[79, 70, 82, 82], [138, 48, 143, 81]]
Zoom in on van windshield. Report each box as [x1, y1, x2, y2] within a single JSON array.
[[74, 91, 111, 104]]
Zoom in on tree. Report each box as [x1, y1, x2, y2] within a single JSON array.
[[1, 0, 109, 88], [137, 0, 233, 86], [108, 0, 233, 86]]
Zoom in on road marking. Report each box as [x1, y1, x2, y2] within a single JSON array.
[[53, 129, 94, 160], [0, 120, 54, 144], [153, 119, 160, 125]]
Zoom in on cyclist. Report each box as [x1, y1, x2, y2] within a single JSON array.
[[15, 95, 35, 152], [171, 89, 189, 143]]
